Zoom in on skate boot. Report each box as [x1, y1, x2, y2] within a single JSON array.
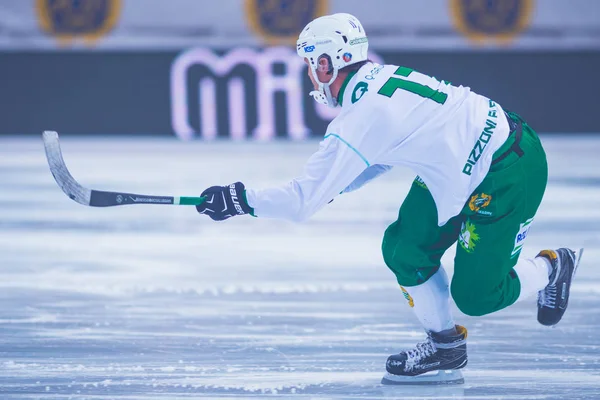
[[537, 248, 584, 326], [381, 325, 467, 385]]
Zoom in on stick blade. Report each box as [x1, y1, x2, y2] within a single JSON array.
[[43, 130, 92, 206], [381, 370, 464, 385]]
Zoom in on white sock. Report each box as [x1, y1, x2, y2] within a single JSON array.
[[513, 256, 550, 303], [541, 256, 553, 276], [400, 267, 455, 333]]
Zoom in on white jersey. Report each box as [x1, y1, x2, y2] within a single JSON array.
[[245, 63, 510, 226]]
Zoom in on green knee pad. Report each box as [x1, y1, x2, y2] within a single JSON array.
[[382, 221, 444, 286]]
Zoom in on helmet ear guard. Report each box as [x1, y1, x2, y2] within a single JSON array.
[[317, 54, 334, 75]]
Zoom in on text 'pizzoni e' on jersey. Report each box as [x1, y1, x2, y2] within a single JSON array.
[[245, 62, 510, 225]]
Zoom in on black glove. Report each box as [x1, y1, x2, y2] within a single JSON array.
[[196, 182, 253, 221]]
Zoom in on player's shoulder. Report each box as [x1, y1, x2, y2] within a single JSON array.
[[328, 63, 405, 140], [339, 62, 398, 109]]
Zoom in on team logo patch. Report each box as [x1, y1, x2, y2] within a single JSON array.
[[245, 0, 328, 45], [511, 217, 533, 257], [400, 286, 414, 308], [343, 52, 352, 62], [468, 193, 492, 215], [459, 220, 480, 253], [36, 0, 121, 47], [450, 0, 534, 45], [351, 82, 368, 104]]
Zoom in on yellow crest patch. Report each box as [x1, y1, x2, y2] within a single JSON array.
[[469, 193, 492, 212], [450, 0, 534, 45], [245, 0, 328, 45], [36, 0, 121, 47], [400, 286, 414, 308]]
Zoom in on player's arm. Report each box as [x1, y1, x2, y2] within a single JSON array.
[[341, 164, 393, 194], [195, 134, 370, 222]]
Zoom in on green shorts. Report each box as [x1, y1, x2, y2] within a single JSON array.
[[381, 112, 548, 316]]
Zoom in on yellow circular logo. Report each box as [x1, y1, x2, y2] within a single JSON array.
[[245, 0, 328, 45], [36, 0, 121, 47], [451, 0, 534, 45]]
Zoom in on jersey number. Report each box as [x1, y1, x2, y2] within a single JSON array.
[[377, 67, 447, 104]]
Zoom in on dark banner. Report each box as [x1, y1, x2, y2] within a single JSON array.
[[0, 49, 598, 137]]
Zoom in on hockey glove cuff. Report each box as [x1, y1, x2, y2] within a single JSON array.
[[196, 182, 253, 221]]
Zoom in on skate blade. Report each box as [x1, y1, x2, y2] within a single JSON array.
[[381, 369, 464, 385]]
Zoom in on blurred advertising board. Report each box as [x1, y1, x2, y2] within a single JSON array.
[[1, 1, 598, 136], [0, 48, 597, 136]]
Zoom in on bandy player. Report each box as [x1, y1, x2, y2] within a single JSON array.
[[195, 13, 583, 384]]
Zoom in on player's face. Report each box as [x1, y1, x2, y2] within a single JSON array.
[[305, 59, 319, 90], [304, 58, 330, 89]]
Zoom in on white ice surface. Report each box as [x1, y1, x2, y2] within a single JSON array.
[[1, 135, 600, 399]]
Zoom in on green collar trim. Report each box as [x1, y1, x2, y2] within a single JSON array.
[[337, 70, 358, 107]]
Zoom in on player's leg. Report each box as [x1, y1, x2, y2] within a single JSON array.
[[509, 114, 584, 325], [382, 176, 462, 334], [381, 177, 467, 384], [451, 113, 547, 316], [451, 112, 581, 322]]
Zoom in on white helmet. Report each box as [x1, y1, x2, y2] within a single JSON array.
[[296, 13, 368, 107]]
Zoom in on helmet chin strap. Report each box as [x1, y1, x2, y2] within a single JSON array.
[[309, 67, 339, 108]]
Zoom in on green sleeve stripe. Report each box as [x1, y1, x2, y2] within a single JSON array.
[[323, 133, 370, 167]]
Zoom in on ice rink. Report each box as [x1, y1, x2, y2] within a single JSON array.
[[1, 135, 599, 399]]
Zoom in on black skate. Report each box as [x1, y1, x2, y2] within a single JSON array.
[[537, 248, 584, 326], [381, 325, 467, 385]]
